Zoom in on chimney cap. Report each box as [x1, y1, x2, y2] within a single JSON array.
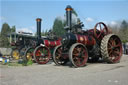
[[36, 18, 42, 22], [65, 5, 72, 11]]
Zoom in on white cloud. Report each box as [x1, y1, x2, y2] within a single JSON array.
[[30, 26, 36, 31], [0, 16, 6, 21], [108, 21, 122, 28], [16, 27, 34, 35], [85, 17, 94, 22], [110, 21, 117, 26]]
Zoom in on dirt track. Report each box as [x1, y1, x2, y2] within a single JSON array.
[[0, 55, 128, 85]]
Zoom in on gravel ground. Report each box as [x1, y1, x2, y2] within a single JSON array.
[[0, 55, 128, 85]]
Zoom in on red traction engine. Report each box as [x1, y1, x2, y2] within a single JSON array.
[[53, 5, 123, 67], [24, 18, 61, 64]]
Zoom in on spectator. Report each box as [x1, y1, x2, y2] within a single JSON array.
[[123, 43, 126, 54], [0, 51, 2, 57], [126, 42, 128, 55]]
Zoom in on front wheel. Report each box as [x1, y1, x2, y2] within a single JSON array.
[[33, 45, 51, 64], [24, 47, 35, 63], [69, 43, 88, 68], [53, 45, 68, 66]]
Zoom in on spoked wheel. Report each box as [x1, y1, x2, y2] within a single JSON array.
[[34, 45, 51, 64], [94, 22, 109, 40], [101, 34, 122, 63], [11, 49, 20, 60], [24, 47, 35, 62], [53, 45, 69, 65], [69, 43, 88, 67]]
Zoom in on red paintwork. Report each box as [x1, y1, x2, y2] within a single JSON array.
[[108, 36, 123, 63], [44, 39, 61, 48], [76, 34, 96, 46], [35, 47, 51, 64]]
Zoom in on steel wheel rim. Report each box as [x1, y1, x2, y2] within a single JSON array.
[[12, 50, 20, 60], [94, 22, 108, 39], [55, 46, 68, 65], [35, 46, 50, 64], [26, 48, 34, 61], [107, 35, 122, 63], [72, 44, 88, 67]]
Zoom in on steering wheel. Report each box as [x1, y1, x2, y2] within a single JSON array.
[[94, 22, 108, 39]]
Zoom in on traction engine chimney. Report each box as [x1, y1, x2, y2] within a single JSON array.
[[36, 18, 42, 39], [65, 5, 73, 32]]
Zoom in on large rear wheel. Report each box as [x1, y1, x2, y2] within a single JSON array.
[[69, 43, 88, 67], [101, 34, 122, 63], [33, 45, 51, 64]]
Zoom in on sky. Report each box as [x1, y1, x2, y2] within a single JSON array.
[[0, 0, 128, 34]]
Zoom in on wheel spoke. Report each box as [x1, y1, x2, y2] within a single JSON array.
[[99, 24, 102, 31], [73, 53, 79, 56], [97, 32, 102, 38], [114, 50, 120, 56], [108, 49, 113, 55], [114, 43, 121, 48]]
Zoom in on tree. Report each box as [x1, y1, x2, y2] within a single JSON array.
[[11, 26, 16, 32], [119, 20, 128, 42], [0, 23, 11, 47], [41, 29, 49, 36], [121, 20, 128, 29], [52, 18, 65, 37]]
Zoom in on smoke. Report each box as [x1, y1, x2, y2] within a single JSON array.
[[85, 17, 94, 22]]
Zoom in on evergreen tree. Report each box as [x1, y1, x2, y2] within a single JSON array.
[[118, 20, 128, 43], [53, 18, 65, 37], [11, 26, 16, 32], [0, 23, 11, 47], [121, 20, 128, 29]]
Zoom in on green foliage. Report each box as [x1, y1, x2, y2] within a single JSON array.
[[11, 26, 16, 32], [53, 18, 65, 37], [119, 20, 128, 42], [41, 30, 49, 36], [1, 23, 11, 36], [0, 23, 11, 47]]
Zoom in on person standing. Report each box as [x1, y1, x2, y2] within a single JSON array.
[[126, 42, 128, 55], [123, 43, 126, 54]]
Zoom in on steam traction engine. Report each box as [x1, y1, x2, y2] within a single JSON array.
[[53, 5, 122, 67], [9, 32, 36, 60], [24, 18, 61, 64]]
